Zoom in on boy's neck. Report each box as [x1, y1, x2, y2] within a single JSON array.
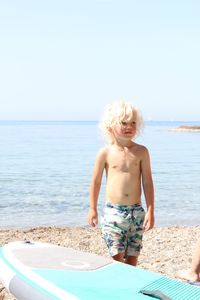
[[114, 138, 133, 149]]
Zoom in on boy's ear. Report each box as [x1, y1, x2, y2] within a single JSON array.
[[107, 127, 112, 132]]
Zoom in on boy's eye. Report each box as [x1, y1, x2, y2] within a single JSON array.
[[121, 121, 136, 126]]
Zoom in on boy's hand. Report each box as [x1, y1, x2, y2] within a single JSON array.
[[88, 208, 98, 227], [143, 211, 154, 231]]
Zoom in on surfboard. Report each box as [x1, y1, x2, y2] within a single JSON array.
[[0, 241, 200, 300]]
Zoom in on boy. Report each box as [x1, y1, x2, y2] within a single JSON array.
[[88, 100, 154, 266]]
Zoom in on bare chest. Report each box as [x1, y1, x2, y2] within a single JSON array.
[[107, 150, 140, 173]]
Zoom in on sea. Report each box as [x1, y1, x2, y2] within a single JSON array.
[[0, 120, 199, 229]]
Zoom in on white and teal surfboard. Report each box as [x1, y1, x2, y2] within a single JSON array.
[[0, 241, 200, 300]]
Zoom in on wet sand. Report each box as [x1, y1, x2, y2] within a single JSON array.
[[0, 226, 200, 299]]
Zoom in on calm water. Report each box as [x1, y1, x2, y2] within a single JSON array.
[[0, 121, 199, 228]]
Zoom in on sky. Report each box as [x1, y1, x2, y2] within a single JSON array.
[[0, 0, 200, 121]]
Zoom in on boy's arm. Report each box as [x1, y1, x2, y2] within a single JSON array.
[[141, 146, 154, 231], [88, 147, 107, 227]]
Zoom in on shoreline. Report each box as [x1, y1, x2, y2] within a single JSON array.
[[0, 226, 200, 299]]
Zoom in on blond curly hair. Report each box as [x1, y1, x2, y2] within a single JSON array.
[[99, 100, 143, 143]]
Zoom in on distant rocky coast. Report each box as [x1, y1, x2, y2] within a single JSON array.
[[170, 125, 200, 132]]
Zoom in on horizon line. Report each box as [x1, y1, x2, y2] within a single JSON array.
[[0, 119, 200, 123]]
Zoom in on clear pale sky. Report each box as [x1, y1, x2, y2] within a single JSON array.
[[0, 0, 199, 121]]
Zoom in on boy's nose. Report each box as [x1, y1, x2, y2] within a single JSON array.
[[127, 123, 134, 129]]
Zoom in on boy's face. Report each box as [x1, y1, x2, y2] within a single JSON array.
[[111, 113, 137, 141]]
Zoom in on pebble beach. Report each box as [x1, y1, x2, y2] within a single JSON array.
[[0, 226, 200, 299]]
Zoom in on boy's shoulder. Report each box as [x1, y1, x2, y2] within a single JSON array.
[[96, 146, 109, 158], [132, 143, 150, 158], [133, 142, 148, 152]]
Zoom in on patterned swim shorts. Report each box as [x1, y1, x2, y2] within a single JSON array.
[[101, 203, 145, 257]]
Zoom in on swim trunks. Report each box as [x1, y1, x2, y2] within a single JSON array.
[[102, 203, 145, 257]]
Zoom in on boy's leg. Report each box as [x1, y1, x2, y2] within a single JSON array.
[[113, 253, 125, 263], [177, 239, 200, 282], [191, 239, 200, 276], [102, 203, 128, 263], [126, 205, 145, 266], [125, 255, 138, 266]]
